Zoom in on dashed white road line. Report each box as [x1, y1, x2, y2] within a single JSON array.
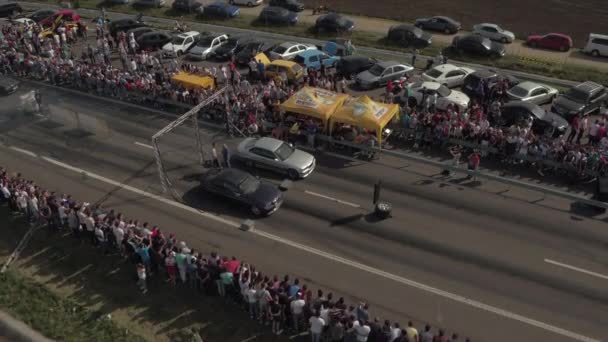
[[304, 190, 361, 208], [545, 259, 608, 281], [2, 144, 602, 342], [134, 141, 154, 149]]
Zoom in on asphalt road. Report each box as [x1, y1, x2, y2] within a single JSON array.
[[1, 84, 608, 342]]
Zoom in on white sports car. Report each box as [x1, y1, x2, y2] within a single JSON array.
[[236, 137, 316, 179], [268, 42, 317, 60], [408, 81, 470, 112], [421, 64, 475, 88]]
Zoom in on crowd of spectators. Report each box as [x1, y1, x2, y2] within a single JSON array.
[[1, 166, 470, 342], [2, 15, 607, 183]]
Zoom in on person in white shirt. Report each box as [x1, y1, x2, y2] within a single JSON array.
[[245, 284, 258, 319], [85, 214, 95, 244], [354, 320, 371, 342], [290, 294, 306, 332], [257, 285, 272, 322], [308, 312, 325, 342], [58, 203, 67, 228], [0, 182, 10, 202]]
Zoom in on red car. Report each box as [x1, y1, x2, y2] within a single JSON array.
[[526, 33, 572, 51], [39, 10, 80, 28]]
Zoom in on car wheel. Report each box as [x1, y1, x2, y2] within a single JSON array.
[[245, 160, 254, 168], [287, 169, 300, 180], [350, 72, 357, 80], [559, 45, 569, 52], [247, 1, 253, 6], [501, 37, 509, 44], [529, 41, 538, 48], [444, 28, 450, 34], [457, 48, 465, 55], [250, 205, 262, 216], [591, 50, 600, 57], [372, 82, 379, 89]]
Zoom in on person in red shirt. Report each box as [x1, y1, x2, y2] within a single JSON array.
[[467, 150, 481, 181], [567, 115, 580, 143]]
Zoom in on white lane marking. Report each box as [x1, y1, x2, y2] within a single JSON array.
[[545, 259, 608, 281], [3, 145, 601, 342], [9, 146, 38, 158], [134, 141, 154, 149], [304, 190, 361, 208]]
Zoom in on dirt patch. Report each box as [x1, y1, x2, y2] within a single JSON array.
[[302, 0, 608, 46]]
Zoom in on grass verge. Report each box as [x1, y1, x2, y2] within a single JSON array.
[[0, 207, 295, 342], [28, 0, 608, 84]]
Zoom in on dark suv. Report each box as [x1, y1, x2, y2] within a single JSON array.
[[0, 2, 22, 18], [551, 81, 608, 121], [462, 69, 519, 97]]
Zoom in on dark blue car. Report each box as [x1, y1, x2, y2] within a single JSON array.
[[201, 1, 240, 18]]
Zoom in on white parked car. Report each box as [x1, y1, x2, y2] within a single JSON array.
[[421, 64, 475, 88], [473, 23, 515, 43], [237, 137, 316, 179], [268, 42, 317, 60], [162, 31, 200, 57], [408, 81, 470, 112], [229, 0, 263, 6], [12, 18, 36, 27], [187, 33, 229, 61], [506, 81, 558, 105]]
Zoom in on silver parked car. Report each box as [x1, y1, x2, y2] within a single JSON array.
[[187, 33, 229, 60], [472, 23, 515, 43], [236, 137, 316, 179], [507, 81, 558, 105], [355, 60, 414, 89]]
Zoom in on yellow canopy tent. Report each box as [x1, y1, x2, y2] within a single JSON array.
[[279, 87, 349, 128], [330, 95, 399, 143], [171, 72, 215, 90]]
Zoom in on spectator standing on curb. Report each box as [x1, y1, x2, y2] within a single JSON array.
[[270, 298, 282, 335], [309, 311, 325, 342], [222, 144, 231, 168], [420, 324, 434, 342], [406, 321, 419, 342], [211, 142, 220, 168], [467, 150, 481, 181], [136, 263, 148, 294], [355, 319, 371, 342], [577, 115, 588, 144], [290, 292, 306, 332]]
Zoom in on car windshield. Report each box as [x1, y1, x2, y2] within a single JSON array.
[[273, 46, 287, 54], [437, 85, 451, 97], [172, 37, 186, 45], [197, 37, 213, 46], [368, 64, 384, 76], [509, 85, 530, 97], [480, 38, 492, 49], [425, 69, 442, 78], [564, 88, 589, 103], [275, 143, 294, 161], [239, 176, 260, 194]]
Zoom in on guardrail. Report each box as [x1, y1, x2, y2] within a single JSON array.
[[18, 1, 580, 88], [0, 310, 54, 342], [314, 134, 608, 209]]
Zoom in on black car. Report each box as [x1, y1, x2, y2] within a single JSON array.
[[258, 6, 298, 25], [551, 81, 608, 120], [212, 37, 248, 60], [387, 25, 432, 48], [314, 13, 354, 33], [415, 16, 461, 34], [200, 168, 284, 216], [462, 69, 519, 97], [501, 101, 569, 138], [172, 0, 203, 13], [268, 0, 304, 12], [109, 13, 146, 37], [0, 2, 22, 18], [336, 56, 376, 79], [0, 76, 18, 95], [127, 26, 154, 40], [136, 32, 173, 51], [27, 9, 56, 23], [452, 34, 506, 58], [235, 41, 273, 64]]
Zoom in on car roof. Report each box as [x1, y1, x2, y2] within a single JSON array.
[[434, 16, 454, 22], [589, 33, 608, 39], [279, 42, 298, 48], [576, 81, 603, 92], [208, 1, 226, 7], [178, 31, 200, 38], [391, 24, 417, 32], [504, 100, 540, 111], [211, 168, 249, 185], [377, 60, 400, 68], [514, 81, 542, 91], [297, 49, 323, 57], [461, 34, 486, 43], [477, 23, 498, 28], [254, 137, 283, 151], [432, 64, 460, 73]]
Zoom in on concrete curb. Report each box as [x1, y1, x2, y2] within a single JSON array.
[[0, 310, 54, 342]]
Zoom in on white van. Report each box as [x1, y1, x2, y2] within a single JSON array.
[[583, 33, 608, 57]]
